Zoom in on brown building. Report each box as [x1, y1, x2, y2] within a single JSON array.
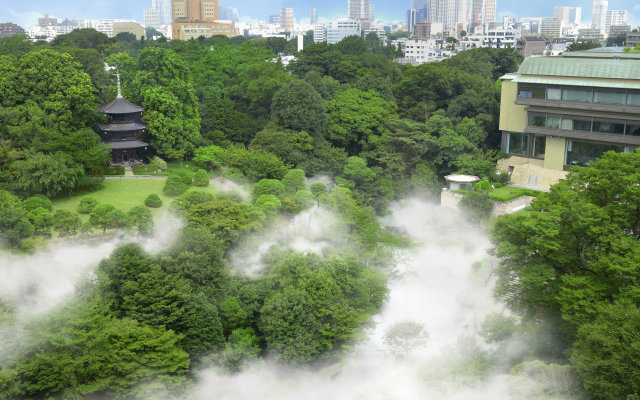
[[0, 22, 25, 38], [172, 0, 219, 22], [516, 36, 548, 57], [171, 21, 236, 39], [112, 22, 145, 39], [413, 19, 431, 40]]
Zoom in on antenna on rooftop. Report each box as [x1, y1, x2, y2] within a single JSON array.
[[116, 70, 123, 98]]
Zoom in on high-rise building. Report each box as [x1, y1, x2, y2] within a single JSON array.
[[269, 15, 279, 25], [152, 0, 171, 25], [484, 0, 496, 23], [172, 0, 219, 22], [605, 10, 626, 35], [313, 23, 326, 42], [310, 8, 318, 25], [407, 9, 417, 33], [348, 0, 370, 25], [144, 8, 161, 28], [553, 6, 581, 27], [540, 18, 562, 38], [592, 1, 608, 31], [280, 8, 294, 30], [369, 4, 375, 22], [38, 14, 58, 27], [221, 7, 239, 22]]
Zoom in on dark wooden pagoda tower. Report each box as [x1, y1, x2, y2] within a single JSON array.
[[98, 73, 148, 166]]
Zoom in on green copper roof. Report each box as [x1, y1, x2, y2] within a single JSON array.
[[517, 56, 640, 80]]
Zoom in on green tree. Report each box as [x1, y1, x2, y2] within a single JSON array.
[[89, 203, 119, 235], [22, 194, 52, 212], [78, 196, 99, 214], [281, 169, 307, 195], [270, 80, 327, 133], [218, 328, 261, 373], [4, 152, 84, 198], [571, 300, 640, 400], [193, 145, 224, 170], [53, 209, 81, 237], [0, 190, 33, 247], [383, 320, 429, 355], [144, 193, 163, 208], [459, 191, 494, 222], [127, 205, 154, 235], [193, 169, 210, 187], [565, 41, 601, 52], [26, 207, 53, 237], [325, 88, 397, 154]]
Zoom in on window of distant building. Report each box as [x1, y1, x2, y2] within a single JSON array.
[[505, 132, 528, 156]]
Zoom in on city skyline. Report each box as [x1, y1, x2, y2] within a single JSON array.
[[4, 0, 640, 27]]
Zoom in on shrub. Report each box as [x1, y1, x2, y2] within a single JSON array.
[[459, 191, 493, 222], [193, 169, 210, 187], [493, 182, 504, 189], [171, 169, 194, 185], [152, 156, 167, 170], [23, 195, 52, 212], [144, 194, 163, 208], [223, 167, 246, 183], [281, 169, 307, 194], [253, 179, 285, 201], [104, 166, 125, 176], [132, 163, 160, 175], [475, 180, 491, 191], [78, 197, 99, 214], [163, 175, 189, 197]]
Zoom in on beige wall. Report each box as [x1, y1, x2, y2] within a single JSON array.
[[543, 136, 566, 170], [112, 22, 145, 39], [499, 79, 527, 133]]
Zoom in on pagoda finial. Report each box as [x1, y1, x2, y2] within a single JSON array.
[[116, 70, 123, 99]]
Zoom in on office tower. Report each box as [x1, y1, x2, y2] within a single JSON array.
[[553, 6, 581, 26], [221, 7, 239, 22], [592, 1, 608, 30], [605, 10, 626, 34], [310, 8, 318, 24], [172, 0, 218, 22], [153, 0, 171, 24], [144, 8, 161, 28], [369, 4, 375, 22], [407, 9, 417, 32], [269, 15, 280, 24], [280, 8, 294, 30], [326, 18, 361, 44], [348, 0, 370, 21]]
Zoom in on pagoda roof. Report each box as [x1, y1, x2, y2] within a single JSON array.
[[98, 122, 147, 132], [99, 97, 144, 115], [106, 140, 148, 150]]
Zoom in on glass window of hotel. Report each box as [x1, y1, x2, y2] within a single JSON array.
[[528, 114, 546, 127], [593, 90, 625, 104], [519, 86, 545, 99], [506, 132, 528, 156], [627, 92, 640, 106], [547, 87, 562, 100], [562, 88, 593, 102], [546, 115, 561, 129], [626, 123, 640, 136], [565, 140, 628, 167], [561, 117, 592, 131], [532, 135, 546, 159], [592, 120, 625, 135]]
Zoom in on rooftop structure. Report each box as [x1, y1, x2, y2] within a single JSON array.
[[498, 52, 640, 190]]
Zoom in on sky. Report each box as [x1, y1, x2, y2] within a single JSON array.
[[2, 0, 639, 28]]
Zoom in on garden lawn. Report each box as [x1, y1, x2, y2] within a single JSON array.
[[52, 178, 221, 220], [488, 186, 538, 202]]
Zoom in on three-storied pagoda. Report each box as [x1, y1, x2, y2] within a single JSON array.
[[98, 73, 148, 165]]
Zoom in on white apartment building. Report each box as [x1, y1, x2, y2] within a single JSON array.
[[605, 10, 626, 35], [325, 18, 361, 44], [482, 27, 519, 48], [313, 23, 326, 43], [592, 0, 608, 31]]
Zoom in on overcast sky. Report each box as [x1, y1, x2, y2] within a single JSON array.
[[2, 0, 639, 28]]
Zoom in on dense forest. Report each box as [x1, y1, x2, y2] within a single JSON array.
[[0, 29, 638, 399]]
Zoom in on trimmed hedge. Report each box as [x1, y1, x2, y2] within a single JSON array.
[[132, 163, 160, 175], [104, 166, 125, 176]]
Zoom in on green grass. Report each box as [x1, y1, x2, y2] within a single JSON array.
[[52, 179, 221, 219], [488, 186, 538, 202]]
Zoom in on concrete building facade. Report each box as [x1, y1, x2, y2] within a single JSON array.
[[326, 18, 361, 44], [498, 52, 640, 190], [280, 8, 294, 30]]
